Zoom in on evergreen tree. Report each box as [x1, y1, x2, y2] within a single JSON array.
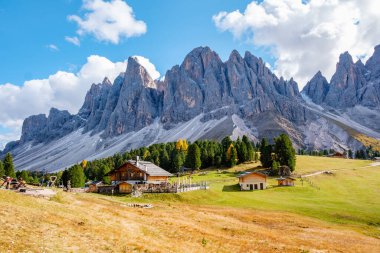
[[242, 135, 254, 161], [68, 164, 86, 188], [260, 138, 273, 168], [172, 150, 184, 173], [239, 142, 248, 163], [159, 148, 170, 171], [271, 160, 280, 176], [187, 143, 202, 169], [61, 169, 70, 187], [3, 152, 16, 178], [100, 164, 111, 184], [0, 160, 4, 177], [274, 134, 296, 171], [19, 170, 30, 182], [215, 155, 222, 167], [221, 136, 232, 164], [348, 149, 353, 159]]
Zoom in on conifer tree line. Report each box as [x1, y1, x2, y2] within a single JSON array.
[[1, 134, 298, 186], [259, 134, 296, 175], [297, 146, 380, 160], [56, 135, 259, 186]]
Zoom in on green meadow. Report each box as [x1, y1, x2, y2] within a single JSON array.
[[117, 156, 380, 237]]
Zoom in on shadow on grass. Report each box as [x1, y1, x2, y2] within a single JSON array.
[[222, 184, 241, 192]]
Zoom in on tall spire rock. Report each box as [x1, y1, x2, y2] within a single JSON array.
[[303, 71, 329, 104], [365, 44, 380, 81], [323, 51, 366, 108], [79, 78, 112, 132], [104, 57, 161, 137], [302, 44, 380, 109]]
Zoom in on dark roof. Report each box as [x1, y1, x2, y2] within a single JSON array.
[[106, 160, 173, 177], [276, 177, 296, 181], [237, 171, 267, 178]]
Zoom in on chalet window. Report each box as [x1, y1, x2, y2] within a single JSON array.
[[139, 173, 142, 177], [131, 172, 134, 177]]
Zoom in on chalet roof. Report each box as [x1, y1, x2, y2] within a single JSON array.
[[85, 180, 103, 186], [128, 160, 173, 177], [237, 171, 267, 178], [106, 160, 173, 177], [276, 177, 296, 181]]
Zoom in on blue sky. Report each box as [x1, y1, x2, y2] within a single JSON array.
[[0, 0, 378, 148], [0, 0, 270, 85]]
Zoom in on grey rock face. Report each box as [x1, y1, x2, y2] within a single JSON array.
[[79, 77, 112, 132], [303, 71, 329, 104], [15, 108, 84, 147], [323, 52, 367, 108], [103, 57, 162, 137], [95, 74, 125, 133], [161, 47, 303, 128], [303, 45, 380, 109], [44, 108, 84, 141], [365, 45, 380, 81], [20, 114, 48, 143]]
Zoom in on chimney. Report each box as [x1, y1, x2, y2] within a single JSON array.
[[136, 156, 139, 166]]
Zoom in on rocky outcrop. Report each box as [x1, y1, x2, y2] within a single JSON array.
[[303, 71, 329, 104], [103, 57, 162, 137], [13, 108, 84, 147], [303, 45, 380, 109], [79, 77, 112, 132]]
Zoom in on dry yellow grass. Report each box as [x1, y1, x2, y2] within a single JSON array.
[[1, 190, 379, 253], [352, 133, 380, 152]]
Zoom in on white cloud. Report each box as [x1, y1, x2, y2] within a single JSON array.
[[47, 44, 59, 51], [0, 55, 127, 147], [68, 0, 147, 44], [65, 36, 81, 46], [132, 55, 160, 80], [213, 0, 380, 88]]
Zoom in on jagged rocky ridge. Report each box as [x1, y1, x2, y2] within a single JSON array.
[[303, 45, 380, 131], [2, 46, 380, 171]]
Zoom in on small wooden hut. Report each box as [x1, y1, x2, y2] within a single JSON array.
[[237, 172, 267, 190], [276, 177, 296, 186]]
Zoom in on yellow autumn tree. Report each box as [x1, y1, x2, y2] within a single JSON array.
[[176, 139, 183, 151], [182, 139, 188, 152], [176, 139, 189, 152], [226, 144, 234, 161], [81, 160, 88, 169]]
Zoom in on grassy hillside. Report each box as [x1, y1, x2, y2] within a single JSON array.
[[1, 156, 379, 252], [118, 156, 380, 237]]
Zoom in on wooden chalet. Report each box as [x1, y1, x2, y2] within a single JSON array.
[[237, 172, 267, 190], [105, 157, 173, 186]]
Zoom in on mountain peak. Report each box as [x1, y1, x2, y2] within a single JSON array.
[[102, 77, 112, 86], [338, 51, 353, 66], [228, 49, 243, 62]]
